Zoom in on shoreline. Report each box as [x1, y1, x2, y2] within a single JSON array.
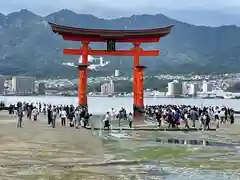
[[1, 96, 240, 113], [1, 94, 239, 99]]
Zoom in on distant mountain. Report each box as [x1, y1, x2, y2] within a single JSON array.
[[0, 13, 4, 25], [0, 9, 240, 78], [162, 9, 240, 27]]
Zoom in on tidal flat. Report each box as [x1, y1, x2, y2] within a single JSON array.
[[0, 111, 239, 180]]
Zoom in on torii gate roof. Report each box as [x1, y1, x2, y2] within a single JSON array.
[[49, 22, 173, 42]]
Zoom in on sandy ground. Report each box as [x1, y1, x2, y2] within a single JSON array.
[[0, 111, 107, 180], [0, 111, 239, 179]]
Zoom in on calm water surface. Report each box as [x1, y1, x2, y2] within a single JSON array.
[[1, 96, 240, 114]]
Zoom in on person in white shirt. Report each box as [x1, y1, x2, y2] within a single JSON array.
[[103, 112, 110, 129], [59, 108, 67, 126], [172, 109, 176, 115], [220, 109, 225, 123], [184, 112, 190, 129], [215, 110, 220, 129], [110, 108, 116, 121], [74, 107, 81, 128], [32, 107, 39, 122], [52, 107, 57, 128]]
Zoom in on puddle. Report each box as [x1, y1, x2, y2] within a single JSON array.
[[156, 138, 240, 149]]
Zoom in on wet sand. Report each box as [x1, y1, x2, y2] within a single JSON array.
[[0, 111, 107, 179], [0, 111, 240, 179]]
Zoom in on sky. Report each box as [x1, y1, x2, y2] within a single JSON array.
[[0, 0, 240, 18]]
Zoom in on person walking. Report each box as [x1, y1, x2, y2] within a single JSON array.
[[52, 107, 57, 128], [128, 112, 133, 128], [32, 107, 39, 122], [103, 112, 111, 129], [47, 105, 53, 127], [59, 108, 67, 127], [74, 107, 81, 128], [17, 107, 24, 128]]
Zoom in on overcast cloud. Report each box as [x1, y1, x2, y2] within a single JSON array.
[[0, 0, 240, 17]]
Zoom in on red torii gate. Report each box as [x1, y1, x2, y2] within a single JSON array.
[[49, 22, 173, 117]]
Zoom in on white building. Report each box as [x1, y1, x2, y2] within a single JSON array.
[[79, 55, 104, 65], [12, 76, 35, 95], [101, 84, 107, 94], [4, 80, 12, 94], [202, 81, 212, 93], [189, 83, 198, 96], [167, 80, 182, 96], [0, 75, 5, 94], [114, 69, 120, 77], [182, 82, 188, 95], [101, 80, 114, 95]]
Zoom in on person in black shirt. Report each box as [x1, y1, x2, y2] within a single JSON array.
[[47, 105, 52, 126], [155, 110, 162, 128], [83, 112, 92, 128], [17, 106, 24, 128]]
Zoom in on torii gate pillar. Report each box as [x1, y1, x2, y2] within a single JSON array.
[[78, 41, 89, 107], [133, 65, 146, 118], [132, 42, 146, 117], [132, 42, 140, 116]]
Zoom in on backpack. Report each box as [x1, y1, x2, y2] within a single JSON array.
[[17, 108, 23, 117]]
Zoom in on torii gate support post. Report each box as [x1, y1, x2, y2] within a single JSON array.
[[134, 65, 146, 119], [78, 41, 89, 108], [132, 42, 140, 116]]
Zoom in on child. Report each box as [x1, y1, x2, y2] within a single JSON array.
[[128, 112, 133, 128]]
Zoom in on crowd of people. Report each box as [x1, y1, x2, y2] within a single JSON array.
[[146, 105, 235, 130], [3, 101, 236, 131], [104, 107, 133, 129], [6, 102, 133, 129], [8, 102, 92, 128]]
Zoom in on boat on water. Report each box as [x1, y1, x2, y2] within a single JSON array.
[[224, 93, 236, 99]]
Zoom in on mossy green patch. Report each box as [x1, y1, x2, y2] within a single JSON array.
[[130, 145, 194, 159], [128, 145, 233, 160], [171, 159, 240, 170]]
